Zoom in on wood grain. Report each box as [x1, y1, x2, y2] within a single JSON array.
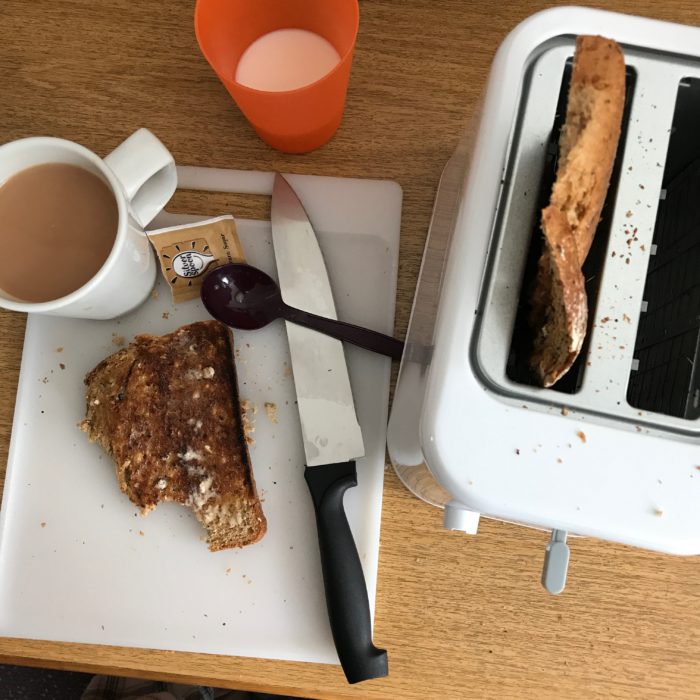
[[1, 1, 700, 698]]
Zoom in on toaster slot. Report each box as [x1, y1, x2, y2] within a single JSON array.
[[627, 78, 700, 419], [506, 62, 636, 393]]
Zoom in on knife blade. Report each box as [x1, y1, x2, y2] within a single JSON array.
[[271, 173, 388, 684]]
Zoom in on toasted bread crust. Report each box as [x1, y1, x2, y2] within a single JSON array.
[[530, 36, 625, 387], [531, 206, 588, 386], [80, 321, 267, 551], [552, 36, 625, 265]]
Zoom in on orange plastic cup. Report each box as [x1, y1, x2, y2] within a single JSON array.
[[194, 0, 359, 154]]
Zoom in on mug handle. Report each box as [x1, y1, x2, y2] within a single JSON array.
[[104, 128, 177, 228]]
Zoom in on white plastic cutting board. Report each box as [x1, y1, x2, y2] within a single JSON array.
[[0, 167, 402, 664]]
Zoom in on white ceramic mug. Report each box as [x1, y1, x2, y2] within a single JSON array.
[[0, 128, 177, 319]]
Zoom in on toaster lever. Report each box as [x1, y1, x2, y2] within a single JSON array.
[[541, 529, 569, 595]]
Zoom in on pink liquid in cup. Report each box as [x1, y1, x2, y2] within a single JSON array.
[[235, 29, 341, 92], [195, 0, 360, 153]]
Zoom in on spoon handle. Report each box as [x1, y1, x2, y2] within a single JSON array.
[[282, 304, 404, 360]]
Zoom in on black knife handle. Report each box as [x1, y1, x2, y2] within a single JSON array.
[[304, 462, 388, 684]]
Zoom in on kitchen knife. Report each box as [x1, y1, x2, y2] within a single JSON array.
[[270, 173, 388, 684]]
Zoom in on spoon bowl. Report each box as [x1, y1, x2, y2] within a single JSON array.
[[201, 263, 282, 330]]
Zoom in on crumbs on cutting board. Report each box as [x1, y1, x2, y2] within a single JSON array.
[[112, 334, 125, 346], [576, 431, 587, 443], [55, 346, 63, 353], [240, 400, 257, 445], [264, 401, 278, 424], [162, 312, 169, 320]]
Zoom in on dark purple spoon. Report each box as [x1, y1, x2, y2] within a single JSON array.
[[201, 263, 404, 360]]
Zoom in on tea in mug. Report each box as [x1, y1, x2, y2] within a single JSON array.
[[0, 163, 118, 302]]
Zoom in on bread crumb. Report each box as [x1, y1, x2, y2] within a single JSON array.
[[653, 508, 664, 517], [561, 407, 569, 416], [625, 210, 633, 217], [240, 400, 257, 445], [576, 431, 587, 443], [139, 530, 144, 536], [151, 289, 159, 299], [623, 313, 631, 323], [515, 448, 520, 455], [40, 522, 46, 528], [112, 334, 125, 346], [556, 458, 563, 464], [162, 312, 170, 320], [264, 401, 278, 424], [283, 363, 293, 378], [55, 347, 64, 353], [59, 363, 65, 370], [225, 567, 231, 575], [600, 317, 610, 324]]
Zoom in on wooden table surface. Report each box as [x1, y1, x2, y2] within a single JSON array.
[[1, 1, 700, 698]]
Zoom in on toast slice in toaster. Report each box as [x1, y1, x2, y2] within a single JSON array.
[[530, 35, 625, 387], [530, 206, 588, 386], [80, 320, 267, 551]]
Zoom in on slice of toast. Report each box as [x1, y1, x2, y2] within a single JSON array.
[[551, 36, 626, 265], [80, 320, 267, 551], [530, 36, 625, 387], [530, 206, 588, 386]]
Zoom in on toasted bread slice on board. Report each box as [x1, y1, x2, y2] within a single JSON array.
[[81, 320, 266, 551]]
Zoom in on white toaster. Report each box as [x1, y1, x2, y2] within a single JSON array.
[[387, 6, 700, 593]]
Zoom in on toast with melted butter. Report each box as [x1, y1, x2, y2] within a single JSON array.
[[80, 320, 266, 551]]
